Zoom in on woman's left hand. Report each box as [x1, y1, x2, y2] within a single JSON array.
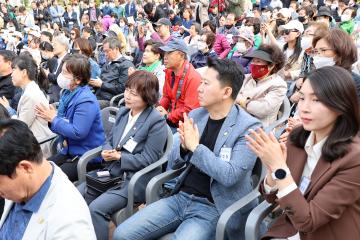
[[0, 96, 10, 108], [35, 104, 57, 123], [246, 128, 287, 172]]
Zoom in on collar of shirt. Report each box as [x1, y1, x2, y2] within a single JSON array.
[[111, 54, 123, 64], [303, 131, 328, 177], [304, 131, 328, 161], [127, 110, 142, 126], [21, 163, 54, 213]]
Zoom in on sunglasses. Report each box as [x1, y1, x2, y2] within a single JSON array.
[[282, 29, 299, 35]]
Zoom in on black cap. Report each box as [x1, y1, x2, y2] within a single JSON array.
[[314, 6, 333, 22], [244, 49, 273, 63]]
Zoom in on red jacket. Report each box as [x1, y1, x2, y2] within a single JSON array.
[[159, 61, 201, 126]]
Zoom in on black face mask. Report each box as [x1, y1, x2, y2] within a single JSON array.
[[298, 16, 306, 22], [276, 19, 286, 27], [225, 24, 233, 29]]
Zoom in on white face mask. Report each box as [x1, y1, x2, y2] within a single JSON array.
[[8, 26, 15, 32], [197, 41, 208, 52], [109, 3, 115, 8], [57, 73, 72, 90], [341, 14, 351, 22], [313, 56, 335, 69], [300, 36, 313, 50], [235, 42, 247, 53], [119, 22, 125, 27]]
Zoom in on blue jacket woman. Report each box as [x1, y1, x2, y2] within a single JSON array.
[[36, 54, 105, 182]]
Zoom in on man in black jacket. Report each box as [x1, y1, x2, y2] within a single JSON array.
[[89, 37, 134, 109], [0, 50, 16, 103]]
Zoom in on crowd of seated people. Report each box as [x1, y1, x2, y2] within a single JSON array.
[[1, 0, 360, 239]]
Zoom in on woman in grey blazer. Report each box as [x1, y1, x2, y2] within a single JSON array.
[[78, 70, 168, 240]]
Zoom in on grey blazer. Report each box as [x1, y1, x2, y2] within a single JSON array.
[[168, 104, 262, 240], [103, 106, 167, 202]]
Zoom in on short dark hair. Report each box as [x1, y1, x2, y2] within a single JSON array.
[[63, 54, 91, 86], [125, 70, 159, 106], [82, 26, 93, 34], [41, 31, 53, 41], [143, 2, 154, 15], [203, 20, 216, 34], [257, 44, 286, 74], [290, 66, 360, 162], [39, 41, 54, 52], [0, 119, 43, 177], [245, 17, 261, 35], [74, 38, 93, 57], [0, 50, 16, 62], [207, 58, 245, 100], [144, 39, 164, 59]]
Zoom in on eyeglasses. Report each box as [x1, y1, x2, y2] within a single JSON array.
[[282, 29, 299, 35], [310, 48, 334, 56], [70, 32, 76, 35]]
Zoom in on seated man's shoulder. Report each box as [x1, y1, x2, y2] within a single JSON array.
[[232, 105, 262, 132], [188, 107, 207, 119]]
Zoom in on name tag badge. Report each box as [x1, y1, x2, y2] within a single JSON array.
[[220, 147, 232, 162], [299, 176, 311, 194], [108, 116, 116, 123], [123, 138, 138, 153]]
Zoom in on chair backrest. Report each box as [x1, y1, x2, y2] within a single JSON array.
[[101, 106, 119, 139], [110, 93, 124, 107], [266, 97, 291, 134], [251, 157, 266, 189]]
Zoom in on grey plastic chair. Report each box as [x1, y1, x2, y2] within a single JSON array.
[[110, 93, 124, 107], [245, 200, 277, 240], [267, 97, 291, 133], [76, 125, 173, 225], [100, 106, 119, 139], [145, 157, 266, 240]]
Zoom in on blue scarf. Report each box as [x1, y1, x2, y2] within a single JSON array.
[[58, 87, 81, 118]]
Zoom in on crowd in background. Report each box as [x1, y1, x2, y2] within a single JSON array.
[[0, 0, 360, 239]]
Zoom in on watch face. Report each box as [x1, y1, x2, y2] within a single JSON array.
[[275, 169, 287, 179]]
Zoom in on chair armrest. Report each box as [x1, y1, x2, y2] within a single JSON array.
[[245, 201, 277, 240], [124, 154, 170, 219], [110, 93, 124, 107], [215, 190, 261, 240], [146, 168, 183, 204], [38, 133, 58, 145], [77, 146, 102, 184]]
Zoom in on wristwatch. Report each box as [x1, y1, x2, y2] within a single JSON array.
[[271, 167, 291, 180]]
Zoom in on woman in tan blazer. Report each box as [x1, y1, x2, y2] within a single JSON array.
[[0, 53, 53, 157], [237, 44, 287, 127], [246, 66, 360, 240]]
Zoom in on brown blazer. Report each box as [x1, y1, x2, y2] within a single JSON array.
[[259, 135, 360, 240]]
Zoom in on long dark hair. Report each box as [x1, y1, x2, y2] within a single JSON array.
[[12, 53, 49, 91], [290, 66, 360, 162], [283, 33, 302, 67]]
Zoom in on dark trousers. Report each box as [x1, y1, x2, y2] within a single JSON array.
[[49, 153, 102, 182]]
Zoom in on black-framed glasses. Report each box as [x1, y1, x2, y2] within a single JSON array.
[[282, 29, 298, 35]]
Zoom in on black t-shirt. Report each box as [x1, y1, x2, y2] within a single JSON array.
[[180, 116, 226, 202]]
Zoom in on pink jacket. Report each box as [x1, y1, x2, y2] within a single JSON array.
[[213, 33, 231, 59]]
